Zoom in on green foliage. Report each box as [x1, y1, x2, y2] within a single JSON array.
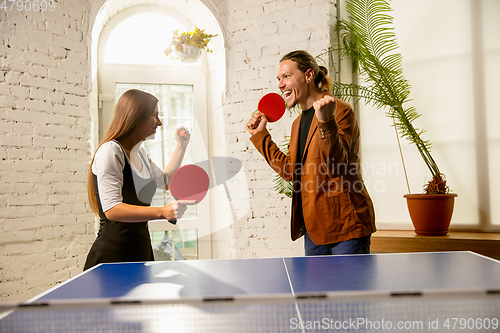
[[270, 94, 300, 198], [331, 0, 448, 193], [274, 136, 293, 198]]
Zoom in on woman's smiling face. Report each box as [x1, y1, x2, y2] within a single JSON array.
[[137, 104, 162, 141]]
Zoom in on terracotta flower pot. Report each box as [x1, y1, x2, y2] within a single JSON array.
[[403, 193, 458, 236]]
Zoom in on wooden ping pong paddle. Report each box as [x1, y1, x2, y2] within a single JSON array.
[[257, 92, 286, 123], [168, 164, 209, 225]]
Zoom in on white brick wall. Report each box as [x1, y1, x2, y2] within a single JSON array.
[[1, 0, 336, 303], [0, 1, 93, 303], [209, 0, 335, 259]]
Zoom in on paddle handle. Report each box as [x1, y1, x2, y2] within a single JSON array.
[[168, 198, 179, 225]]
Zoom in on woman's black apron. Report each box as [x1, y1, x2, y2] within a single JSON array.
[[84, 143, 157, 271]]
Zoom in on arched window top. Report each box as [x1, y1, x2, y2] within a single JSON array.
[[103, 12, 188, 65]]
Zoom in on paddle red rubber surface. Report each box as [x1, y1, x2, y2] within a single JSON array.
[[170, 164, 209, 202], [258, 93, 286, 122]]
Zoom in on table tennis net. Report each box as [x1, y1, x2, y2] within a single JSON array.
[[1, 293, 499, 333]]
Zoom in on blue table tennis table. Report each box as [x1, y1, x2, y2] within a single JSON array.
[[1, 251, 500, 332]]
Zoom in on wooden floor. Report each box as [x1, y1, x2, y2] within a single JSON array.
[[371, 230, 500, 260]]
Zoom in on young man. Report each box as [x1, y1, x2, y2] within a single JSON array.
[[247, 50, 376, 255]]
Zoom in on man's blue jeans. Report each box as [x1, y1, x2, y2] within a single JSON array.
[[304, 231, 371, 256]]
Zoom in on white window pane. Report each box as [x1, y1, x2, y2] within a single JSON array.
[[104, 13, 186, 65], [162, 85, 194, 118], [151, 230, 198, 260], [115, 83, 137, 101]]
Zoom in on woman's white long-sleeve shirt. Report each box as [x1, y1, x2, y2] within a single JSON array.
[[91, 140, 168, 212]]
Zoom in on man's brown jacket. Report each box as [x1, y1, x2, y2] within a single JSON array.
[[250, 97, 376, 244]]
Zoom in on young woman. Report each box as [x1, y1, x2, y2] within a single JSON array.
[[84, 89, 196, 270], [247, 50, 376, 255]]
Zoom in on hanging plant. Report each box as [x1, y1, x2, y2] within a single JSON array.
[[164, 26, 217, 62]]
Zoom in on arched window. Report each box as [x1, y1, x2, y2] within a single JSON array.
[[97, 6, 211, 260]]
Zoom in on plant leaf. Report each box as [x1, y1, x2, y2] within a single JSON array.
[[333, 0, 443, 180]]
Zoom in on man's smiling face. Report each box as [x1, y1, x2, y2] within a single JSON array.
[[277, 60, 309, 109]]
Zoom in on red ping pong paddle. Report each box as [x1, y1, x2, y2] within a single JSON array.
[[257, 93, 286, 123], [168, 164, 209, 225]]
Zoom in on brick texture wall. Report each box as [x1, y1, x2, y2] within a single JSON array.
[[210, 0, 335, 259], [0, 0, 336, 303], [0, 1, 94, 303]]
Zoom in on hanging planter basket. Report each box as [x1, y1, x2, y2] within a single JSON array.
[[173, 44, 202, 63], [404, 193, 458, 236], [164, 26, 217, 63]]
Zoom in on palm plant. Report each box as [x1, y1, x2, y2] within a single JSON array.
[[274, 136, 293, 197], [330, 0, 449, 194], [272, 101, 301, 199]]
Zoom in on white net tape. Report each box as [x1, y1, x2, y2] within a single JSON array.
[[1, 293, 499, 333]]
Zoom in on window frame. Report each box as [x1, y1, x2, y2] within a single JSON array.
[[96, 7, 213, 259]]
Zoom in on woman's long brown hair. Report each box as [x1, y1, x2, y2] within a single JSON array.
[[87, 89, 159, 216]]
